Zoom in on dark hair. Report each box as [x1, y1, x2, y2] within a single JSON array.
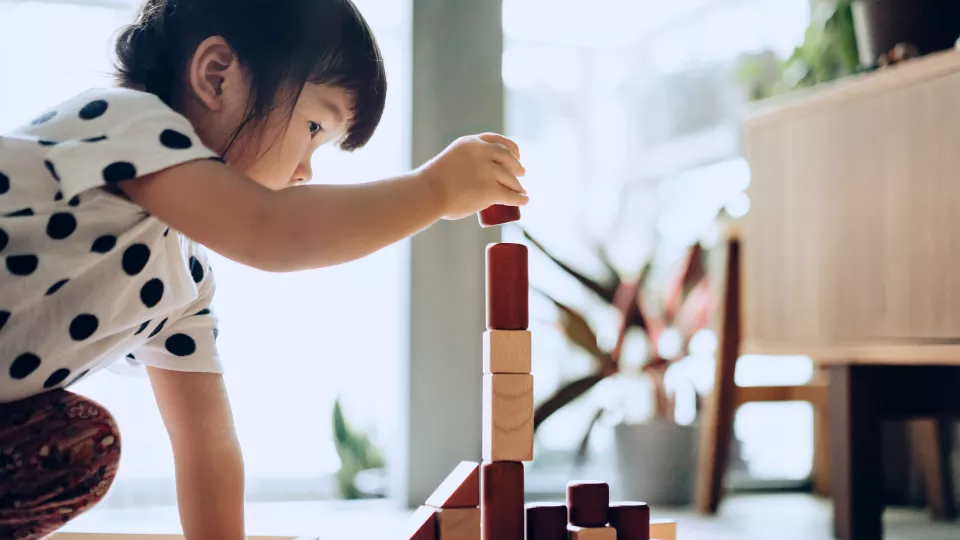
[[114, 0, 386, 152]]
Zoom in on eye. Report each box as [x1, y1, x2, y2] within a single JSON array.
[[308, 121, 324, 137]]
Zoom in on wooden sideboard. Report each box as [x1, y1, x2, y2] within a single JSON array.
[[736, 49, 960, 540]]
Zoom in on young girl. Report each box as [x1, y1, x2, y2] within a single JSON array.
[[0, 0, 527, 537]]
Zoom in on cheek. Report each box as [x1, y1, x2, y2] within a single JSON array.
[[226, 127, 307, 189]]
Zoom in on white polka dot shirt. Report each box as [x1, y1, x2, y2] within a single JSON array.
[[0, 87, 224, 403]]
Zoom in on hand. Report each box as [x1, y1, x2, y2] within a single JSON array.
[[416, 133, 528, 220]]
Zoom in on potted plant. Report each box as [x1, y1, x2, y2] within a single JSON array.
[[526, 224, 716, 505], [332, 396, 386, 499]]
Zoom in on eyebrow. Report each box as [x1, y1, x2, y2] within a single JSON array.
[[318, 96, 345, 125]]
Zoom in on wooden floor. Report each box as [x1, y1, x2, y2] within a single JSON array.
[[59, 494, 960, 539]]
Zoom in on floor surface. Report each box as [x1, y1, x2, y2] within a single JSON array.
[[58, 493, 960, 539]]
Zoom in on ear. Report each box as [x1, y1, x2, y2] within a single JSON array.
[[187, 36, 244, 111]]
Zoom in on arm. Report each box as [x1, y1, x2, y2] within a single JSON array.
[[121, 133, 527, 272], [148, 368, 246, 540]]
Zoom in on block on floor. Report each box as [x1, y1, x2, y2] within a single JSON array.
[[650, 519, 677, 540], [567, 525, 617, 540], [481, 461, 525, 540], [50, 535, 315, 540], [482, 330, 532, 374], [436, 507, 480, 540], [525, 502, 567, 540], [425, 461, 480, 508], [609, 501, 650, 540], [482, 374, 534, 462], [405, 506, 438, 540]]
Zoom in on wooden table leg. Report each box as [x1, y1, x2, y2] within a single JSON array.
[[829, 365, 884, 540]]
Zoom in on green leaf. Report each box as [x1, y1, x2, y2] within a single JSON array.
[[534, 373, 607, 431], [521, 228, 619, 304]]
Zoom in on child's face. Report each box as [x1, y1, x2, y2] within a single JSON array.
[[183, 37, 354, 190]]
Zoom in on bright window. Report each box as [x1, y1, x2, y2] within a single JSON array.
[[0, 0, 410, 505]]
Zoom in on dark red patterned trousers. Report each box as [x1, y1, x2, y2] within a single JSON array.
[[0, 390, 120, 539]]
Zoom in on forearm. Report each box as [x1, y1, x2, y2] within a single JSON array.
[[259, 171, 444, 271], [173, 430, 246, 540]]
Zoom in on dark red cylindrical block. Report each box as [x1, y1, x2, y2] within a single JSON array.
[[525, 502, 567, 540], [479, 204, 521, 227], [566, 481, 609, 527], [609, 502, 650, 540], [485, 243, 528, 330], [481, 461, 524, 540]]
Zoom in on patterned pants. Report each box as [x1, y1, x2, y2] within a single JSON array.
[[0, 390, 121, 539]]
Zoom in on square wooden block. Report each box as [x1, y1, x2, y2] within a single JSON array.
[[436, 507, 480, 540], [650, 519, 677, 540], [567, 525, 617, 540], [482, 374, 534, 462], [482, 330, 531, 374]]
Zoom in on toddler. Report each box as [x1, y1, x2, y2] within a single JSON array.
[[0, 0, 527, 538]]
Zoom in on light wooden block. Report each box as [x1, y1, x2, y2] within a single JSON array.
[[482, 330, 531, 374], [650, 519, 677, 540], [482, 374, 534, 462], [567, 524, 617, 540], [49, 535, 315, 540], [436, 507, 480, 540], [426, 460, 480, 508]]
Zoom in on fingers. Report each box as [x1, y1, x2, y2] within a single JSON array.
[[495, 184, 530, 207], [493, 167, 527, 197], [489, 143, 526, 177], [479, 133, 521, 160]]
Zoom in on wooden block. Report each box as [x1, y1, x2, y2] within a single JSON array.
[[525, 502, 567, 540], [49, 536, 315, 540], [566, 481, 609, 527], [406, 506, 439, 540], [485, 243, 528, 330], [479, 204, 521, 227], [480, 461, 525, 540], [567, 525, 617, 540], [436, 507, 480, 540], [649, 520, 677, 540], [608, 502, 650, 540], [482, 374, 534, 462], [425, 461, 480, 508], [483, 330, 532, 374]]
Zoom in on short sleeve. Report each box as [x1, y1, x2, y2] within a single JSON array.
[[42, 88, 218, 199], [127, 259, 223, 375]]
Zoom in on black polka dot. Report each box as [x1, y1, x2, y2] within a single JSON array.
[[140, 278, 164, 308], [160, 129, 193, 150], [0, 311, 9, 332], [6, 208, 33, 217], [6, 255, 38, 276], [46, 279, 68, 296], [163, 228, 170, 237], [189, 256, 204, 283], [43, 368, 71, 389], [83, 135, 107, 143], [135, 320, 151, 335], [213, 327, 219, 341], [68, 195, 81, 207], [102, 162, 137, 183], [38, 140, 58, 147], [91, 235, 116, 254], [165, 334, 196, 356], [54, 191, 63, 202], [44, 161, 60, 182], [46, 213, 76, 240], [9, 353, 40, 379], [122, 244, 150, 275], [79, 100, 108, 120], [148, 318, 168, 338], [194, 308, 211, 317], [69, 314, 98, 341], [126, 353, 136, 360], [0, 172, 9, 195], [0, 228, 7, 253], [30, 111, 56, 125]]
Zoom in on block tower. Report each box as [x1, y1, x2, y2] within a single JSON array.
[[404, 204, 678, 540]]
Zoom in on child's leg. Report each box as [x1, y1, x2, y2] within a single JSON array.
[[0, 390, 121, 539]]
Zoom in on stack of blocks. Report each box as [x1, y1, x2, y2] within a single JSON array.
[[404, 205, 679, 540]]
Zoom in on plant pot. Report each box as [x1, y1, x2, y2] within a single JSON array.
[[851, 0, 960, 68], [612, 420, 699, 506]]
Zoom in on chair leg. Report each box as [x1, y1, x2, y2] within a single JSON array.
[[910, 417, 956, 520], [695, 238, 740, 514], [830, 365, 884, 540], [812, 367, 831, 496]]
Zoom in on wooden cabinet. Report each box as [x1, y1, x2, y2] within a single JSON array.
[[741, 50, 960, 355]]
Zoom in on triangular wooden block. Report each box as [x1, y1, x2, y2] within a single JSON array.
[[406, 506, 438, 540], [425, 461, 480, 508]]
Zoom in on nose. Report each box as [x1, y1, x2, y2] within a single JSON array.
[[292, 161, 313, 185]]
